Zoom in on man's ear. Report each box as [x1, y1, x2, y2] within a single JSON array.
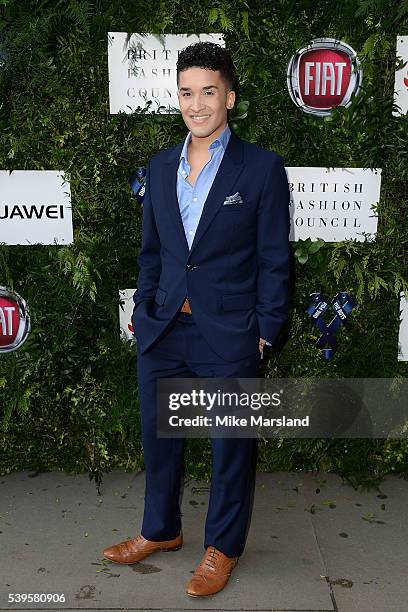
[[227, 90, 236, 110]]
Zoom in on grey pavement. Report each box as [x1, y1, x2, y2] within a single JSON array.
[[0, 468, 407, 612]]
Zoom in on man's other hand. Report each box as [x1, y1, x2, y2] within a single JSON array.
[[259, 337, 270, 359]]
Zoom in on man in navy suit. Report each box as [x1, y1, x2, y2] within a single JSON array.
[[103, 41, 291, 597]]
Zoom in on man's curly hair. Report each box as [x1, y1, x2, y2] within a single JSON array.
[[176, 41, 239, 98]]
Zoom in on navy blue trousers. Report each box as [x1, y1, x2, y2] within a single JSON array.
[[136, 310, 261, 558]]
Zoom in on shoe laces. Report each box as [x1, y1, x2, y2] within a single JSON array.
[[125, 534, 143, 550], [203, 546, 221, 570]]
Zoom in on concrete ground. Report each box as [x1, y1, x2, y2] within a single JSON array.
[[0, 468, 407, 612]]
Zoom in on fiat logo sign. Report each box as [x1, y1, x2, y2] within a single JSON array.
[[287, 38, 363, 117], [0, 287, 30, 353]]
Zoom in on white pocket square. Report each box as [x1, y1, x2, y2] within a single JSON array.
[[222, 191, 244, 205]]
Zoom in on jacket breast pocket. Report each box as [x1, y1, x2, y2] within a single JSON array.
[[218, 200, 255, 214], [222, 291, 257, 311], [154, 287, 167, 306], [214, 203, 255, 234]]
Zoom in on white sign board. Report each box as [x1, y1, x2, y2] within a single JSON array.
[[286, 167, 381, 242], [398, 292, 408, 361], [119, 289, 136, 342], [108, 32, 225, 114], [393, 35, 408, 116], [0, 171, 73, 245]]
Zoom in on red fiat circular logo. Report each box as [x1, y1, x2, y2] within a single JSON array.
[[287, 38, 363, 117], [0, 287, 30, 353]]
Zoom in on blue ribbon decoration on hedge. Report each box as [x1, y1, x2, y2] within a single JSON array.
[[306, 292, 355, 360], [129, 166, 146, 205]]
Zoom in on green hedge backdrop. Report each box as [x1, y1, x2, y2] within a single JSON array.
[[1, 0, 408, 491]]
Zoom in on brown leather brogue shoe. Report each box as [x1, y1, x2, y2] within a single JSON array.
[[102, 532, 182, 564], [186, 545, 239, 597]]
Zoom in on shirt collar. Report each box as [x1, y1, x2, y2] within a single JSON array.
[[179, 122, 231, 163]]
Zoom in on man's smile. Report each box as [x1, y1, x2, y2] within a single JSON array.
[[190, 114, 210, 123]]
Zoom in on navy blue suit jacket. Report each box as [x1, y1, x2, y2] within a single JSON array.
[[132, 128, 291, 362]]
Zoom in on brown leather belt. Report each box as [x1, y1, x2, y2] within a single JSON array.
[[180, 297, 192, 314]]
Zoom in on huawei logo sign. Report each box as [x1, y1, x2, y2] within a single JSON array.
[[0, 287, 30, 353], [404, 70, 408, 88], [287, 38, 363, 117]]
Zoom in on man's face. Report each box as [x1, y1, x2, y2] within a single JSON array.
[[177, 66, 235, 139]]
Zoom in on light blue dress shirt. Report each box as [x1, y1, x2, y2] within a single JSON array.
[[177, 122, 231, 250], [176, 122, 271, 347]]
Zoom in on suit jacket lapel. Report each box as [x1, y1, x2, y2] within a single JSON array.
[[163, 129, 245, 260]]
